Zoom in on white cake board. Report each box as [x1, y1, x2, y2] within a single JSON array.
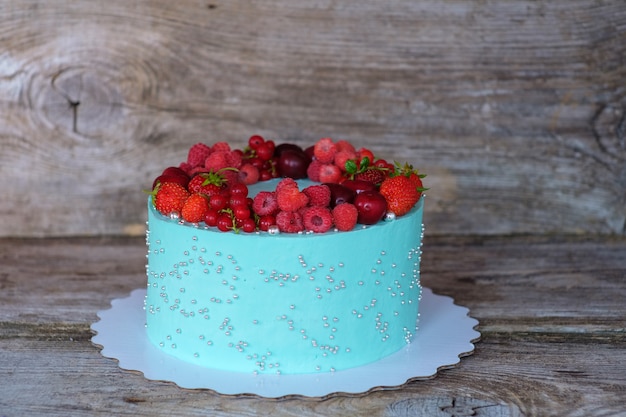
[[91, 287, 480, 398]]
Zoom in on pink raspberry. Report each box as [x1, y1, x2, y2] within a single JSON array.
[[238, 163, 260, 185], [204, 151, 230, 172], [332, 203, 358, 231], [302, 206, 333, 233], [313, 138, 337, 164], [187, 143, 213, 168], [179, 162, 195, 176], [252, 191, 279, 216], [318, 163, 342, 183], [334, 150, 357, 172], [276, 210, 304, 233], [303, 184, 331, 207], [306, 160, 323, 182], [225, 150, 243, 169], [275, 178, 298, 194], [211, 142, 231, 153], [335, 139, 356, 154], [277, 185, 309, 212]]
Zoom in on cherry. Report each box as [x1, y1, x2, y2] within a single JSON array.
[[354, 191, 387, 225], [323, 183, 356, 207], [341, 179, 378, 194], [277, 149, 311, 179], [274, 143, 304, 157]]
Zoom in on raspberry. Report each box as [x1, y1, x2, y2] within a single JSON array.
[[332, 203, 358, 231], [318, 163, 342, 183], [275, 178, 298, 194], [306, 160, 323, 182], [334, 150, 357, 172], [335, 139, 356, 154], [238, 163, 260, 185], [302, 184, 331, 207], [252, 191, 279, 216], [277, 185, 309, 212], [225, 150, 243, 169], [276, 210, 304, 233], [187, 143, 213, 168], [313, 138, 337, 164], [211, 142, 231, 153], [204, 151, 230, 172], [302, 206, 333, 233]]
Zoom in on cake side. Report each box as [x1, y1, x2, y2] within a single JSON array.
[[146, 196, 424, 374]]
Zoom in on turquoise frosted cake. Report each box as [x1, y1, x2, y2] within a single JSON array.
[[145, 137, 426, 374]]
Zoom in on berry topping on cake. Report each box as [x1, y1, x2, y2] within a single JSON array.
[[332, 203, 359, 231], [181, 193, 209, 223], [302, 206, 333, 233], [379, 175, 420, 217], [154, 182, 190, 217], [149, 136, 425, 233]]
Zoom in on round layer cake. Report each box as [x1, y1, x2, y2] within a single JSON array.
[[144, 137, 426, 374]]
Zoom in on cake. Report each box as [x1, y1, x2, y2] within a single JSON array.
[[145, 136, 426, 374]]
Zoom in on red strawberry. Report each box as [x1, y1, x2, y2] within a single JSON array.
[[302, 206, 333, 233], [276, 210, 304, 233], [181, 193, 209, 223], [379, 175, 419, 216], [303, 184, 331, 207], [332, 203, 358, 231], [154, 183, 190, 217], [187, 171, 228, 196], [252, 191, 279, 216], [313, 138, 337, 164], [354, 168, 386, 185], [394, 162, 428, 199], [187, 143, 212, 168]]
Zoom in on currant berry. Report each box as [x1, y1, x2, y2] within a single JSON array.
[[210, 194, 228, 211], [204, 209, 219, 227], [241, 218, 257, 233], [230, 182, 249, 197], [248, 135, 265, 150], [217, 214, 233, 232]]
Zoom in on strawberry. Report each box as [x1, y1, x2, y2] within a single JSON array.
[[313, 138, 337, 164], [302, 206, 333, 233], [332, 203, 358, 231], [394, 162, 428, 199], [345, 156, 387, 185], [181, 193, 209, 223], [379, 175, 419, 216], [354, 168, 386, 185], [187, 171, 228, 196], [154, 182, 190, 217]]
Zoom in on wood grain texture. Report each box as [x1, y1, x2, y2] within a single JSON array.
[[1, 235, 625, 416], [0, 0, 625, 237]]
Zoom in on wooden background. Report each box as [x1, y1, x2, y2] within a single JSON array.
[[1, 0, 625, 238]]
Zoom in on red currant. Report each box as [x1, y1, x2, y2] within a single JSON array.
[[204, 209, 219, 226], [259, 169, 273, 181], [258, 215, 276, 231], [217, 214, 233, 232], [241, 218, 256, 233], [233, 205, 251, 221], [209, 194, 228, 211], [256, 141, 275, 161], [229, 195, 248, 208], [230, 182, 249, 197], [248, 135, 265, 150]]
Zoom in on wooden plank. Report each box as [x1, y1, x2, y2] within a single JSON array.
[[0, 235, 625, 415], [0, 1, 625, 237]]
